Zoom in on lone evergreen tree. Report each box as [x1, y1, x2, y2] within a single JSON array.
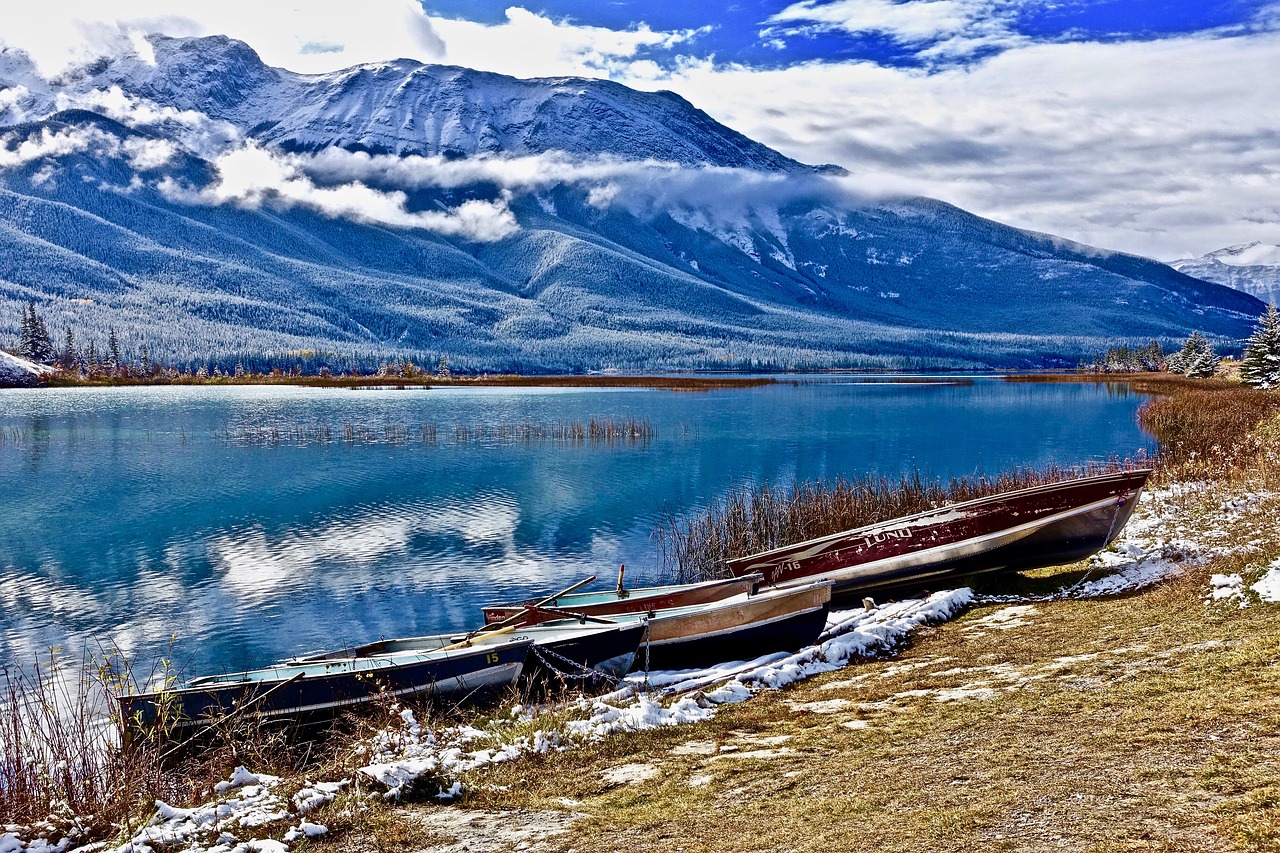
[[61, 326, 77, 370], [18, 303, 33, 357], [107, 327, 122, 373], [1240, 303, 1280, 389], [1170, 331, 1221, 378]]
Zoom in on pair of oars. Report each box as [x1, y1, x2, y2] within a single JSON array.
[[438, 574, 600, 652]]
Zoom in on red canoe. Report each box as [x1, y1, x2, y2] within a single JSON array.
[[725, 469, 1152, 596]]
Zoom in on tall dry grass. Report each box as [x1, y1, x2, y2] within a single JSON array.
[[1138, 387, 1280, 480], [655, 460, 1142, 583], [0, 651, 174, 838]]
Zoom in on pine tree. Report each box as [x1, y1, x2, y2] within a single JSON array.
[[107, 327, 122, 372], [1171, 331, 1221, 378], [30, 310, 52, 363], [140, 341, 152, 376], [18, 303, 33, 358], [1240, 303, 1280, 389], [61, 326, 77, 370]]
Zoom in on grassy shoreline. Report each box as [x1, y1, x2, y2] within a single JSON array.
[[337, 378, 1280, 852]]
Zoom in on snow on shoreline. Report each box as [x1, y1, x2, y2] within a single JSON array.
[[977, 484, 1219, 604], [5, 483, 1272, 853], [0, 590, 972, 853]]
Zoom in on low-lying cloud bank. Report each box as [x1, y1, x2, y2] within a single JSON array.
[[2, 88, 898, 242]]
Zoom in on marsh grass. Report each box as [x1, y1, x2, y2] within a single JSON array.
[[224, 417, 655, 448], [1138, 387, 1280, 480], [655, 461, 1143, 584]]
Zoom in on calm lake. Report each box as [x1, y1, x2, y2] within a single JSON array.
[[0, 378, 1152, 677]]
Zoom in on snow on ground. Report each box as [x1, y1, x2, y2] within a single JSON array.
[[10, 480, 1276, 853], [2, 589, 971, 853], [978, 484, 1228, 605], [1208, 557, 1280, 607], [0, 351, 53, 386]]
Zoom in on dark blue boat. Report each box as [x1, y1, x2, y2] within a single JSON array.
[[118, 634, 533, 737]]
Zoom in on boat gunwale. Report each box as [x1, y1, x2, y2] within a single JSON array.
[[480, 573, 763, 611], [150, 636, 535, 696]]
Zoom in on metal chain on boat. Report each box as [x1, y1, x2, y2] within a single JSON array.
[[529, 642, 622, 688]]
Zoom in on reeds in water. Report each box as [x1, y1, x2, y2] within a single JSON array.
[[224, 417, 654, 448], [1138, 387, 1280, 480], [654, 461, 1139, 584]]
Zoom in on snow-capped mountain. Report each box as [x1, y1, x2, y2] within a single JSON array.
[[1170, 243, 1280, 306], [0, 36, 1265, 371]]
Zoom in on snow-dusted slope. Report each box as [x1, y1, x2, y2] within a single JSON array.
[[1171, 243, 1280, 305], [0, 350, 52, 386]]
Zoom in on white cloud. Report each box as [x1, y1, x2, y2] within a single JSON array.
[[766, 0, 1023, 51], [55, 86, 240, 157], [428, 6, 708, 79], [0, 2, 699, 80], [0, 0, 444, 77], [1, 2, 1277, 257], [163, 143, 519, 242], [0, 125, 103, 168], [613, 30, 1280, 259]]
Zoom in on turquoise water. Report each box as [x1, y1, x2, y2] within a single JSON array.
[[0, 378, 1151, 675]]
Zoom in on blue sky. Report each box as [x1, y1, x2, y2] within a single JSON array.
[[421, 0, 1276, 68], [2, 1, 1278, 258]]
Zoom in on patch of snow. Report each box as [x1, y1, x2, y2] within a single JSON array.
[[1209, 573, 1245, 603], [706, 747, 794, 762], [0, 351, 54, 386], [963, 605, 1038, 633], [785, 698, 853, 714], [1252, 558, 1280, 603]]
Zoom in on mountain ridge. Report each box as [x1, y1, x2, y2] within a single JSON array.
[[1171, 242, 1280, 306], [0, 35, 1266, 371]]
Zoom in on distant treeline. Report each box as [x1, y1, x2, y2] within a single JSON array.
[[1081, 332, 1224, 379]]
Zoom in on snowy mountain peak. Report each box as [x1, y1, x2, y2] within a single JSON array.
[[49, 35, 811, 170], [1171, 242, 1280, 305], [1202, 242, 1280, 268]]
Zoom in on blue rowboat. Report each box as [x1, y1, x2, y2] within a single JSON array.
[[118, 634, 532, 737]]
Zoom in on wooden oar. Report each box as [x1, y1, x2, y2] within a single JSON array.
[[471, 575, 598, 634], [439, 623, 518, 652]]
